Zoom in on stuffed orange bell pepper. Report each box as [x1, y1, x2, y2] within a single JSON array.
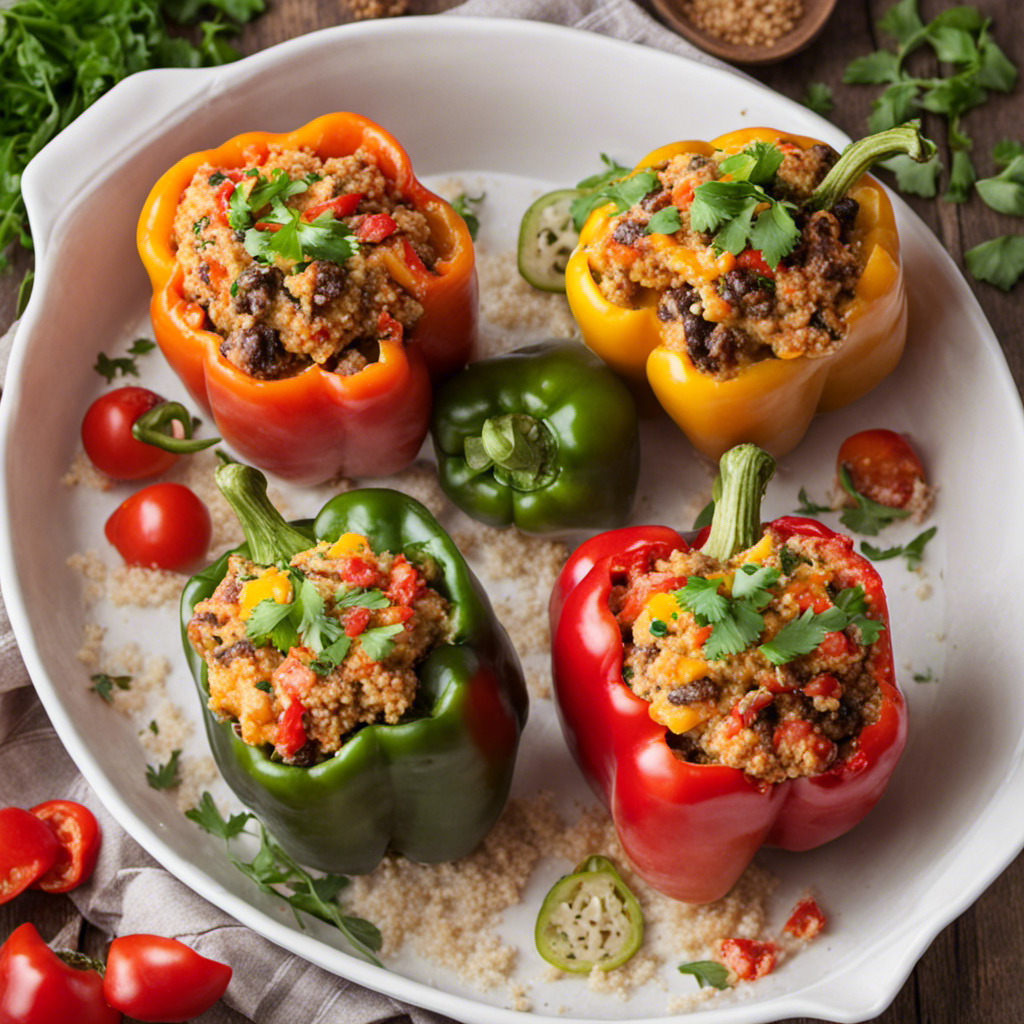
[[138, 112, 477, 485], [565, 122, 933, 459]]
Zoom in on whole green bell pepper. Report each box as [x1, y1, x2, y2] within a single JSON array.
[[180, 464, 528, 875], [430, 342, 640, 534]]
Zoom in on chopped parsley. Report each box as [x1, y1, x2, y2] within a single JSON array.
[[645, 205, 681, 235], [335, 587, 390, 609], [913, 668, 935, 682], [244, 199, 360, 267], [227, 167, 310, 231], [358, 624, 405, 662], [254, 680, 272, 694], [146, 749, 182, 790], [861, 526, 937, 568], [93, 352, 140, 383], [569, 153, 634, 229], [186, 791, 382, 964], [89, 673, 131, 702], [778, 545, 810, 577], [678, 960, 731, 990], [450, 191, 484, 240], [648, 618, 668, 637], [837, 465, 911, 535], [310, 635, 352, 676], [965, 235, 1024, 291]]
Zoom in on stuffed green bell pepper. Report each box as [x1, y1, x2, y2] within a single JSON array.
[[430, 342, 641, 534], [181, 463, 528, 875]]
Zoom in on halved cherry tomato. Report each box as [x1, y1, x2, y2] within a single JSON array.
[[29, 800, 102, 894], [0, 924, 122, 1024], [103, 934, 232, 1023], [837, 429, 926, 509], [104, 483, 211, 571], [81, 387, 178, 480], [0, 807, 60, 904]]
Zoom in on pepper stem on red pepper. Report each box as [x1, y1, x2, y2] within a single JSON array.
[[701, 444, 776, 562], [463, 413, 557, 491], [131, 401, 221, 454], [215, 463, 310, 565], [807, 120, 936, 212]]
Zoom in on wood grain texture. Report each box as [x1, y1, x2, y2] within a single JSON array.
[[1, 2, 1020, 1023]]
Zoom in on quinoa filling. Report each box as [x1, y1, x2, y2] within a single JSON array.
[[173, 145, 436, 381], [611, 528, 884, 784], [586, 141, 865, 381], [186, 534, 450, 765]]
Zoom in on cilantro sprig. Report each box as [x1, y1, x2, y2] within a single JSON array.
[[861, 526, 937, 568], [186, 792, 382, 965], [90, 673, 132, 702], [146, 749, 182, 790], [965, 235, 1024, 291], [794, 488, 831, 516], [569, 153, 635, 230], [244, 198, 360, 267], [450, 192, 484, 240], [678, 959, 731, 990], [245, 570, 342, 656], [837, 465, 911, 536]]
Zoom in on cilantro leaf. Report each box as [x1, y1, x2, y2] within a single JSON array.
[[185, 792, 252, 840], [702, 601, 765, 661], [778, 546, 810, 577], [675, 577, 730, 623], [129, 338, 156, 355], [570, 155, 635, 230], [94, 352, 139, 383], [748, 199, 802, 268], [310, 635, 352, 676], [198, 18, 242, 65], [646, 205, 682, 235], [913, 668, 935, 682], [993, 139, 1024, 166], [880, 153, 942, 197], [838, 465, 911, 535], [575, 153, 633, 191], [860, 541, 903, 562], [335, 587, 390, 609], [162, 0, 266, 23], [678, 960, 731, 990], [580, 170, 659, 229], [146, 749, 182, 790], [450, 192, 484, 240], [868, 82, 921, 132], [718, 142, 784, 184], [862, 527, 937, 568], [731, 564, 780, 609], [794, 488, 831, 515], [976, 156, 1024, 216], [89, 673, 131, 703], [760, 606, 848, 665], [295, 579, 343, 654], [245, 597, 299, 652], [926, 25, 978, 64], [692, 500, 715, 530], [358, 624, 405, 662], [877, 0, 925, 48], [844, 51, 902, 85], [965, 235, 1024, 291], [976, 24, 1017, 92], [832, 585, 869, 618], [944, 149, 976, 203], [245, 199, 360, 266], [801, 82, 834, 116]]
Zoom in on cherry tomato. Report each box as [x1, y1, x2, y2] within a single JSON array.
[[29, 799, 102, 894], [0, 807, 60, 904], [837, 429, 926, 509], [104, 483, 211, 571], [0, 923, 122, 1024], [81, 387, 179, 480], [103, 935, 232, 1023]]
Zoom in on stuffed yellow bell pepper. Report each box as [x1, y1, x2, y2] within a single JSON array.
[[565, 123, 933, 459]]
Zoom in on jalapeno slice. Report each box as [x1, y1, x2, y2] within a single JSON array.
[[517, 188, 584, 293], [534, 854, 644, 972]]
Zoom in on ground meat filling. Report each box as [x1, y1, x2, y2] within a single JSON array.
[[610, 530, 883, 784], [173, 145, 436, 381], [186, 536, 450, 765], [587, 140, 866, 381]]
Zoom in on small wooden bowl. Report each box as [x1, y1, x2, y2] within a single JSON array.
[[650, 0, 839, 65]]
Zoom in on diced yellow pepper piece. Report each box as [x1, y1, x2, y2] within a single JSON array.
[[645, 591, 681, 623], [674, 656, 708, 684], [239, 567, 293, 620], [705, 570, 735, 595], [328, 532, 371, 557], [649, 692, 713, 734], [736, 532, 774, 565]]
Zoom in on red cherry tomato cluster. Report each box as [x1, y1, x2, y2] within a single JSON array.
[[0, 800, 100, 903], [81, 387, 213, 571], [0, 925, 231, 1024]]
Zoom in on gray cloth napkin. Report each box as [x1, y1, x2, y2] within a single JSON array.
[[0, 3, 731, 1022]]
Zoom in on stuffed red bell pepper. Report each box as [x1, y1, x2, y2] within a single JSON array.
[[550, 444, 907, 904]]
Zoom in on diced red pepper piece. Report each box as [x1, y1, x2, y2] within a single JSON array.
[[273, 652, 317, 701], [213, 180, 235, 226], [253, 221, 282, 233], [614, 573, 686, 628], [736, 248, 774, 278], [773, 719, 837, 766], [803, 674, 841, 699], [344, 606, 371, 637], [378, 311, 404, 346], [302, 192, 362, 222], [733, 689, 774, 728], [340, 556, 379, 588], [275, 701, 307, 759], [720, 938, 777, 981], [357, 212, 398, 243], [817, 630, 855, 659], [784, 897, 826, 940], [387, 555, 426, 606], [401, 237, 430, 275]]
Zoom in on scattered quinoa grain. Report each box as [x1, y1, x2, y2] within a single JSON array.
[[682, 0, 804, 47], [344, 0, 408, 19], [63, 450, 113, 491]]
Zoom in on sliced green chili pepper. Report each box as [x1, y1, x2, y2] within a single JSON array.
[[517, 188, 584, 292], [131, 401, 221, 454], [535, 854, 644, 973]]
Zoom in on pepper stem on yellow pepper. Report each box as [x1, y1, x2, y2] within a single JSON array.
[[701, 444, 776, 561], [808, 119, 936, 212], [215, 463, 311, 565]]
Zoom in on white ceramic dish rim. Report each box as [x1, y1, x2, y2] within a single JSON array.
[[2, 17, 1024, 1024]]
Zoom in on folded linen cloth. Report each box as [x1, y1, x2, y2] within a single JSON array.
[[0, 3, 734, 1022]]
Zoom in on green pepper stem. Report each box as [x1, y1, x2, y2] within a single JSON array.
[[701, 444, 776, 561], [215, 463, 310, 565], [807, 120, 936, 212], [464, 413, 554, 490], [132, 401, 221, 454]]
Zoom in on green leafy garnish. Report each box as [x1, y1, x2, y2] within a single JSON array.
[[227, 168, 310, 230], [880, 153, 942, 197], [674, 572, 771, 662], [245, 571, 345, 657], [146, 749, 182, 790], [678, 960, 731, 990], [913, 668, 935, 682], [310, 635, 353, 676], [129, 338, 156, 355], [837, 465, 911, 536], [718, 141, 784, 185], [148, 720, 159, 735], [244, 200, 360, 267], [802, 82, 835, 116], [645, 205, 681, 235], [245, 597, 300, 653], [965, 235, 1024, 291], [450, 192, 484, 240], [689, 179, 800, 269], [94, 352, 140, 383], [649, 618, 668, 637], [975, 155, 1024, 216], [254, 680, 272, 693], [295, 578, 344, 654], [675, 576, 729, 624], [578, 170, 659, 228], [358, 624, 405, 662], [186, 792, 382, 964], [569, 154, 633, 229], [993, 139, 1024, 165], [794, 488, 831, 515], [731, 564, 781, 608], [692, 500, 715, 530], [89, 673, 131, 703], [778, 546, 810, 577], [335, 587, 390, 609], [861, 526, 937, 568]]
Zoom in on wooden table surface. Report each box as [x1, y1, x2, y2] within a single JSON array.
[[1, 2, 1021, 1023]]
